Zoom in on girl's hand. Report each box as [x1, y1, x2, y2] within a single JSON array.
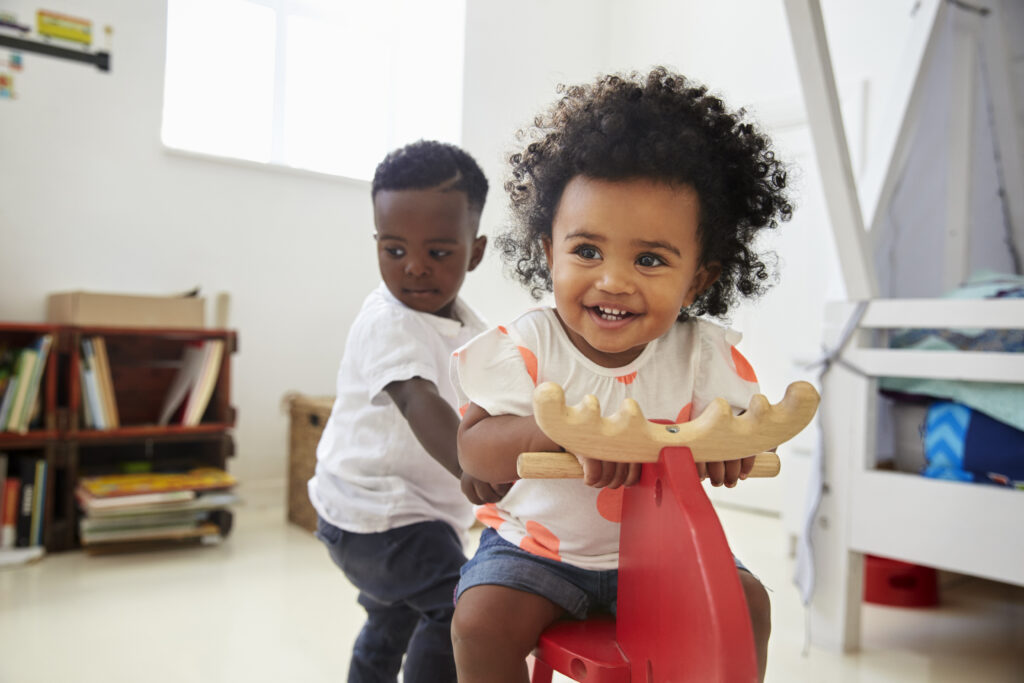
[[460, 472, 513, 504], [576, 455, 642, 489], [697, 455, 756, 488]]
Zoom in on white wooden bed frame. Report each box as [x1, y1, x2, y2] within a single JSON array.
[[784, 0, 1024, 651]]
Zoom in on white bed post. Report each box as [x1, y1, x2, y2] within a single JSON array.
[[946, 9, 978, 290], [783, 0, 878, 652], [782, 0, 877, 303]]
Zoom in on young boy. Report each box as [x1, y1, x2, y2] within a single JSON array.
[[308, 140, 502, 683]]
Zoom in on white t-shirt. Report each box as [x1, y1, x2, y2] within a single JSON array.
[[452, 307, 759, 570], [308, 283, 487, 545]]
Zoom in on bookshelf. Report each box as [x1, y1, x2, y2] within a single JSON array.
[[0, 323, 238, 552]]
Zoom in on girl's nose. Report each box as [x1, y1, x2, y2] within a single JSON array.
[[596, 262, 635, 294]]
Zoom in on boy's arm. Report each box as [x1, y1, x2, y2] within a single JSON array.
[[385, 377, 462, 478]]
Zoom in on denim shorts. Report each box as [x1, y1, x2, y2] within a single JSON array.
[[456, 528, 752, 620]]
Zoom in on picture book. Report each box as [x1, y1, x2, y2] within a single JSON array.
[[76, 488, 195, 512], [77, 467, 236, 499], [83, 490, 238, 518], [80, 521, 222, 546], [80, 509, 206, 534]]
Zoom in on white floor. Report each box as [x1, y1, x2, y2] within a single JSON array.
[[1, 481, 1022, 683]]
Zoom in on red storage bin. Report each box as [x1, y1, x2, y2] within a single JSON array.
[[864, 555, 939, 607]]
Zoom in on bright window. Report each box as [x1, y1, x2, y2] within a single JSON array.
[[161, 0, 466, 181]]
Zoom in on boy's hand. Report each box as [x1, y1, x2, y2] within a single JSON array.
[[460, 473, 513, 504], [698, 455, 756, 488], [576, 455, 642, 489]]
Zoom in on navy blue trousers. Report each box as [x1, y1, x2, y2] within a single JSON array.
[[316, 517, 465, 683]]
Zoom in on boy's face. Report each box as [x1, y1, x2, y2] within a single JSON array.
[[374, 188, 486, 319], [543, 176, 718, 368]]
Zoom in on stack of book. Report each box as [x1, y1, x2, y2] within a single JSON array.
[[75, 467, 238, 554], [0, 334, 53, 433]]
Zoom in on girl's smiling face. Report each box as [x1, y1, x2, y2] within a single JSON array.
[[544, 176, 718, 368]]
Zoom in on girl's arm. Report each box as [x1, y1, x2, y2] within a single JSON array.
[[458, 402, 562, 484], [460, 402, 641, 489]]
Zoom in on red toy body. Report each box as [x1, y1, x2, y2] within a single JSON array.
[[530, 445, 758, 682]]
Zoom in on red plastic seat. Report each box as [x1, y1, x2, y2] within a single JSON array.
[[529, 445, 758, 683]]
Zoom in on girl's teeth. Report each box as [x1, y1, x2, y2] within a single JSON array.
[[597, 306, 628, 320]]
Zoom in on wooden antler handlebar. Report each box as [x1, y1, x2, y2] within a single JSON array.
[[517, 451, 781, 479], [516, 381, 819, 479]]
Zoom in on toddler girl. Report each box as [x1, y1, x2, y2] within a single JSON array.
[[450, 67, 791, 683]]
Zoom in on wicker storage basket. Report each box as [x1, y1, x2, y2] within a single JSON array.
[[285, 394, 335, 532]]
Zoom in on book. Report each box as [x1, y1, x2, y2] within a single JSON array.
[[4, 348, 36, 432], [84, 490, 239, 518], [80, 520, 213, 545], [76, 488, 196, 512], [79, 357, 94, 429], [0, 545, 45, 566], [0, 347, 19, 429], [182, 340, 224, 426], [80, 339, 106, 429], [13, 334, 52, 433], [0, 378, 15, 429], [90, 336, 120, 428], [1, 477, 19, 548], [0, 454, 6, 527], [78, 467, 236, 499], [157, 341, 218, 426], [80, 509, 207, 534], [15, 458, 34, 547], [29, 458, 47, 547]]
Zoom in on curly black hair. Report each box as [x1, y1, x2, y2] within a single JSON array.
[[372, 139, 489, 217], [498, 67, 792, 320]]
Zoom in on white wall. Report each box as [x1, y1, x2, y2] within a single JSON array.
[[0, 0, 611, 483], [3, 1, 1016, 495]]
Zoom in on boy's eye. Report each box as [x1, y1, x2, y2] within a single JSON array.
[[636, 253, 664, 267], [574, 245, 601, 260], [384, 246, 405, 258], [430, 249, 452, 258]]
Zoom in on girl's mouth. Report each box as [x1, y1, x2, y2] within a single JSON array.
[[589, 305, 636, 323]]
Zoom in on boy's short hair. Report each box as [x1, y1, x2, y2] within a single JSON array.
[[372, 140, 489, 215]]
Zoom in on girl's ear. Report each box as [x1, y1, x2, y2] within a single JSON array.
[[684, 262, 721, 306], [542, 237, 553, 270], [468, 235, 487, 272]]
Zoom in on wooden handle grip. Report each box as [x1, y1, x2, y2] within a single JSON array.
[[516, 451, 781, 479]]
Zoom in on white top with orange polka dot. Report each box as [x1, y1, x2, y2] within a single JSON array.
[[452, 307, 759, 571]]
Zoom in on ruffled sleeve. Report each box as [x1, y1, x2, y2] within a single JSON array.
[[451, 325, 538, 418], [692, 320, 761, 419]]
